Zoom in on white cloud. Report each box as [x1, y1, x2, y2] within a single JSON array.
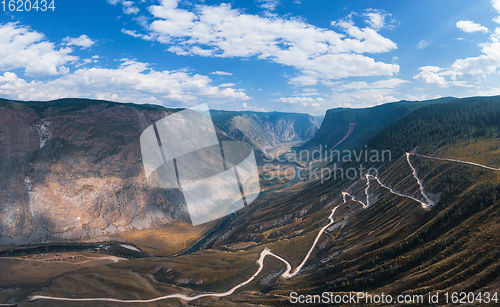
[[406, 94, 442, 101], [494, 16, 500, 24], [139, 1, 398, 86], [0, 21, 249, 108], [423, 30, 500, 83], [0, 22, 76, 77], [456, 20, 488, 33], [476, 87, 500, 96], [417, 40, 431, 49], [75, 58, 93, 67], [121, 28, 155, 40], [414, 1, 500, 88], [413, 66, 447, 87], [211, 71, 232, 76], [63, 35, 96, 49], [275, 78, 407, 112], [76, 56, 100, 67], [330, 89, 398, 108], [122, 29, 142, 38], [218, 83, 236, 87], [307, 77, 409, 110], [242, 102, 268, 112], [276, 97, 324, 105], [336, 78, 408, 91], [493, 0, 500, 13], [294, 87, 320, 96], [108, 0, 139, 15], [413, 65, 475, 88], [363, 9, 395, 30], [122, 1, 140, 14], [257, 0, 279, 11], [0, 60, 249, 104]]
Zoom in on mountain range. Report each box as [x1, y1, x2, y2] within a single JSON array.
[[1, 96, 499, 306]]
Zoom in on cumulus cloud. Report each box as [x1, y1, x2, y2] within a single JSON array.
[[0, 21, 248, 106], [63, 35, 96, 49], [456, 20, 488, 33], [0, 60, 249, 104], [108, 0, 139, 15], [415, 29, 500, 86], [135, 1, 398, 86], [413, 66, 447, 87], [414, 1, 500, 88], [493, 0, 500, 13], [0, 22, 76, 77], [363, 9, 395, 30]]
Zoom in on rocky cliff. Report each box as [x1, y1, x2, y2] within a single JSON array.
[[0, 99, 193, 245], [0, 98, 318, 245]]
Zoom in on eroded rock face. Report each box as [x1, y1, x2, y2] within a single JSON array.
[[0, 99, 319, 246], [0, 100, 190, 245]]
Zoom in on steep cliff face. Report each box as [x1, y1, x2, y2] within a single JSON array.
[[0, 99, 318, 245], [0, 99, 191, 245]]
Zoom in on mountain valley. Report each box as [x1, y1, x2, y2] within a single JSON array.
[[1, 96, 500, 306]]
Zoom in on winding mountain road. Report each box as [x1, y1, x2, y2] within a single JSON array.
[[27, 153, 500, 304], [410, 153, 500, 171]]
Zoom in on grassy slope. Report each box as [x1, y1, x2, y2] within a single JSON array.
[[367, 96, 500, 160], [268, 97, 500, 304]]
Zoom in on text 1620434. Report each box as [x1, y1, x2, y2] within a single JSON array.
[[2, 0, 55, 12]]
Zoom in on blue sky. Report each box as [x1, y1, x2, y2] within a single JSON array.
[[1, 0, 500, 115]]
